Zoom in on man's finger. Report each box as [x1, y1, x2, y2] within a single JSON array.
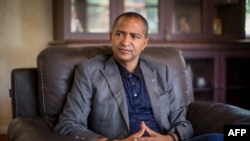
[[141, 121, 158, 136], [135, 122, 146, 137]]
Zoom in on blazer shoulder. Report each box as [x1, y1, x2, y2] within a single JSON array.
[[76, 54, 113, 73], [80, 54, 112, 66], [140, 56, 168, 69]]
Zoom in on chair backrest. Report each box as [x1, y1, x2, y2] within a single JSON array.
[[37, 46, 193, 124]]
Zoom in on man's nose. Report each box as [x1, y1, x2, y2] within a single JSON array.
[[121, 34, 131, 45]]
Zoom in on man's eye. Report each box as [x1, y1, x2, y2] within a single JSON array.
[[132, 35, 140, 39]]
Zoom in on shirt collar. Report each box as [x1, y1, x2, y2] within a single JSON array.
[[115, 60, 143, 79]]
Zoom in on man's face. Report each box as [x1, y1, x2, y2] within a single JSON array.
[[110, 17, 148, 65]]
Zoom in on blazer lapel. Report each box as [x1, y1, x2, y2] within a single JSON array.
[[100, 57, 130, 130], [140, 61, 163, 127]]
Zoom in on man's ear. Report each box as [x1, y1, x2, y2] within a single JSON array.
[[142, 38, 149, 51], [109, 32, 113, 41]]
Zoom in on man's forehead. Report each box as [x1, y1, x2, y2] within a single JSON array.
[[114, 17, 146, 36], [115, 29, 142, 36]]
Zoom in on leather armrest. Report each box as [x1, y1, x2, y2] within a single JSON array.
[[187, 101, 250, 136], [10, 68, 39, 118], [8, 117, 76, 141]]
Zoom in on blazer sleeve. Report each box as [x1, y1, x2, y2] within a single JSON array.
[[54, 62, 104, 141], [167, 75, 194, 141]]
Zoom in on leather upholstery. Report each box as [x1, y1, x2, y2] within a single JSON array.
[[8, 46, 250, 141], [10, 68, 39, 118], [187, 101, 250, 136]]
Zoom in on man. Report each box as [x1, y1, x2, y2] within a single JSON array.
[[54, 12, 221, 141]]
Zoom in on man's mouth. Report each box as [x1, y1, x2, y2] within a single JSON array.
[[118, 48, 131, 53]]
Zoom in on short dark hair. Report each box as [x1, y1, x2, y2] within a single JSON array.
[[112, 12, 149, 38]]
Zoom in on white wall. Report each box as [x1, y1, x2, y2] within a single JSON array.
[[0, 0, 52, 134]]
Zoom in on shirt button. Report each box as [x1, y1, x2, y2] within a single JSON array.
[[133, 93, 138, 97]]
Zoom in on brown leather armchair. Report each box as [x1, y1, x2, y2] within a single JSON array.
[[8, 46, 250, 141]]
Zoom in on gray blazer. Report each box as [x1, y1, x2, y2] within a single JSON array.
[[55, 54, 193, 141]]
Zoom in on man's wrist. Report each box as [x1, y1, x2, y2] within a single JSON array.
[[168, 133, 178, 141]]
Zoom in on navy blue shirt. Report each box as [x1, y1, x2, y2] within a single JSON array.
[[116, 61, 161, 136]]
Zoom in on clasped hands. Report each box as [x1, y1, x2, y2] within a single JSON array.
[[98, 121, 176, 141]]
